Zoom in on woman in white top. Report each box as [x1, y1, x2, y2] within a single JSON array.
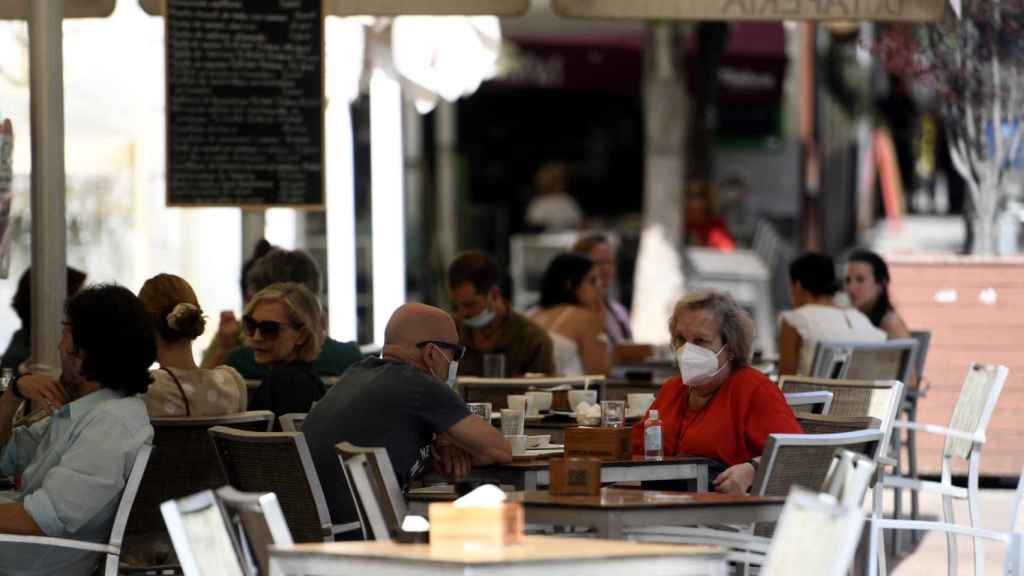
[[779, 253, 886, 376], [138, 274, 247, 417], [529, 253, 610, 376]]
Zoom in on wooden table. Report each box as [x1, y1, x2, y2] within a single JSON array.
[[473, 455, 712, 491], [268, 535, 727, 575], [407, 488, 786, 540]]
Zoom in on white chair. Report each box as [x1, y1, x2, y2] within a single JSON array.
[[869, 363, 1010, 576], [278, 413, 307, 432], [784, 390, 834, 415], [809, 339, 918, 385], [160, 489, 246, 576], [335, 442, 408, 541], [215, 486, 293, 576], [0, 445, 152, 576], [761, 487, 868, 576]]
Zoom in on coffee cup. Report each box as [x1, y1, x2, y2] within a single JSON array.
[[627, 393, 655, 416], [507, 395, 529, 414], [524, 391, 552, 415]]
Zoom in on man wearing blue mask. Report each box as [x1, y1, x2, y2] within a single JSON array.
[[447, 252, 556, 377]]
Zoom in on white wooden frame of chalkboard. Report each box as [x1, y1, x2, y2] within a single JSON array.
[[164, 0, 327, 209]]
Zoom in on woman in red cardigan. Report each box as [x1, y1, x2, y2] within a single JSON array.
[[631, 290, 801, 494]]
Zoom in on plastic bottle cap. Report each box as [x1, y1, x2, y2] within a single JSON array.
[[648, 410, 658, 419]]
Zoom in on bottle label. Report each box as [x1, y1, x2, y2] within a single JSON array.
[[645, 425, 662, 450]]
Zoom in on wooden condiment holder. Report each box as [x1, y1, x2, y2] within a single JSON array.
[[549, 457, 602, 496], [428, 502, 524, 547], [564, 425, 633, 459]]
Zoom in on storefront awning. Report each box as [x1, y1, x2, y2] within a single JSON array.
[[139, 0, 529, 16], [0, 0, 114, 19], [551, 0, 946, 22]]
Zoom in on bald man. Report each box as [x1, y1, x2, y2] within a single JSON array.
[[301, 304, 512, 536]]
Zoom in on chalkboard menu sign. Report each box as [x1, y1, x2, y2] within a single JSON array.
[[166, 0, 324, 207]]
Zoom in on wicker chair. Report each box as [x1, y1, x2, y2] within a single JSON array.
[[796, 414, 881, 436], [809, 339, 918, 384], [207, 427, 360, 543], [0, 445, 151, 576], [121, 411, 275, 569]]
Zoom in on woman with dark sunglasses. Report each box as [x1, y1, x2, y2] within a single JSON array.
[[245, 282, 326, 425]]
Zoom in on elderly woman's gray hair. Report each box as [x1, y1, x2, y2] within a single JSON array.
[[245, 282, 325, 363], [668, 290, 755, 369]]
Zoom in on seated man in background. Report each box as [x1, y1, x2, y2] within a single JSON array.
[[0, 284, 156, 576], [302, 303, 512, 535], [224, 248, 362, 379], [447, 251, 555, 377]]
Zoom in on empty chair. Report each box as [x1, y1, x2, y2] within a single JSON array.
[[0, 445, 152, 576], [208, 426, 360, 543], [796, 414, 881, 436], [784, 391, 833, 415], [761, 487, 868, 576], [160, 490, 246, 576], [215, 487, 293, 576], [896, 329, 933, 536], [870, 363, 1009, 576], [335, 443, 407, 541], [278, 413, 307, 432], [809, 339, 917, 384], [122, 411, 275, 567]]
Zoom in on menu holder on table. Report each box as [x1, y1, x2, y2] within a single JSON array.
[[549, 458, 602, 496], [564, 426, 633, 459]]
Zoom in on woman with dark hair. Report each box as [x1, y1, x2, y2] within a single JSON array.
[[138, 274, 247, 417], [779, 253, 885, 376], [528, 253, 609, 376], [2, 266, 87, 372], [844, 249, 912, 339]]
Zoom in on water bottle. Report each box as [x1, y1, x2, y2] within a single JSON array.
[[644, 409, 663, 459]]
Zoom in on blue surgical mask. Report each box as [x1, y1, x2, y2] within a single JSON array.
[[462, 299, 496, 329]]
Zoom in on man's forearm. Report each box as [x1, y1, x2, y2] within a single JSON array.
[[0, 503, 45, 536], [0, 387, 22, 450]]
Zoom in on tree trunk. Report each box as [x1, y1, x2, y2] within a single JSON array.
[[970, 180, 1000, 255]]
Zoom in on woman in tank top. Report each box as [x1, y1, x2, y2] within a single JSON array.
[[138, 274, 247, 417], [529, 253, 610, 376]]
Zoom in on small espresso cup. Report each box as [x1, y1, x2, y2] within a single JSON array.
[[524, 391, 552, 415], [507, 394, 530, 414]]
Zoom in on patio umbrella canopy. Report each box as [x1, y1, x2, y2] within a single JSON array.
[[551, 0, 946, 21], [139, 0, 529, 16]]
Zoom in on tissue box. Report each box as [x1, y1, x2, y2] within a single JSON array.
[[564, 426, 633, 459], [427, 502, 524, 547], [549, 457, 602, 496]]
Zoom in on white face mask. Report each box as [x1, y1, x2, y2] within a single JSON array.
[[432, 348, 460, 388], [676, 343, 728, 389], [462, 299, 496, 329]]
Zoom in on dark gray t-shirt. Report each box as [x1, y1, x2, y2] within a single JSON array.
[[302, 357, 471, 526]]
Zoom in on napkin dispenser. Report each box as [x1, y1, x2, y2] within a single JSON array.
[[428, 502, 524, 547], [549, 457, 602, 496], [564, 426, 633, 459]]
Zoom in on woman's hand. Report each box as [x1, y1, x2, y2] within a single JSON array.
[[217, 311, 241, 348], [713, 462, 756, 495], [14, 374, 69, 414]]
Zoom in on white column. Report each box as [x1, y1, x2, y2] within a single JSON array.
[[241, 210, 266, 260], [370, 68, 405, 344], [28, 0, 66, 370], [435, 101, 458, 270], [325, 93, 358, 342], [631, 23, 687, 344]]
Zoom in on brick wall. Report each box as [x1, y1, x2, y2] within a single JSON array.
[[889, 256, 1024, 477]]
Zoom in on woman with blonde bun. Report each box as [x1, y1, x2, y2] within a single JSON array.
[[138, 273, 247, 417]]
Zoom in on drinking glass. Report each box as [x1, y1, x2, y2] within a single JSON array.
[[600, 400, 626, 428], [467, 402, 492, 422], [500, 409, 525, 436], [482, 353, 507, 378]]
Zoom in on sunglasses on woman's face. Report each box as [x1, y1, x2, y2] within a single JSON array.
[[242, 315, 300, 339]]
